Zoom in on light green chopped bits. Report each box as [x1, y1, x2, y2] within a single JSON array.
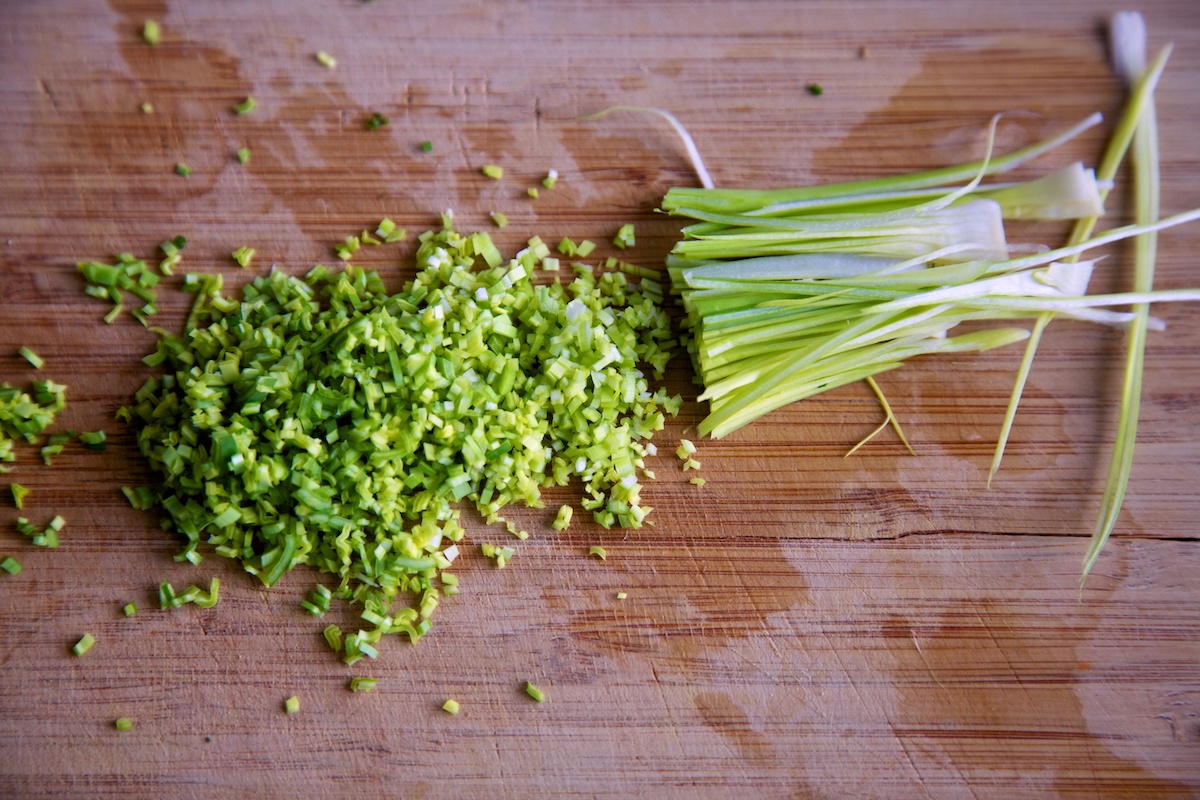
[[11, 483, 29, 509], [588, 545, 607, 561], [490, 211, 508, 228], [349, 677, 377, 693], [689, 476, 706, 487], [575, 240, 596, 257], [175, 163, 191, 177], [441, 698, 460, 715], [481, 164, 504, 180], [526, 186, 540, 199], [315, 51, 336, 68], [683, 458, 701, 471], [18, 347, 43, 369], [613, 224, 636, 250], [231, 247, 255, 268], [616, 591, 627, 600], [123, 602, 138, 617], [114, 717, 133, 731], [676, 439, 697, 459], [140, 102, 154, 114], [542, 169, 558, 189], [284, 695, 300, 714], [233, 97, 257, 115], [524, 681, 545, 702], [236, 147, 250, 165], [142, 20, 160, 45], [73, 633, 96, 657], [1, 557, 21, 576], [551, 504, 573, 531]]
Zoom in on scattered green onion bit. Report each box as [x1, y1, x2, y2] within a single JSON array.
[[551, 504, 573, 531], [1, 556, 21, 575], [349, 677, 377, 693], [236, 147, 251, 165], [441, 698, 460, 715], [374, 218, 406, 243], [689, 476, 706, 487], [481, 543, 515, 569], [284, 695, 300, 714], [19, 347, 44, 370], [175, 163, 191, 177], [323, 624, 343, 654], [142, 20, 160, 46], [73, 634, 96, 656], [613, 224, 636, 250], [159, 578, 220, 608], [140, 102, 154, 114], [302, 584, 333, 616], [123, 602, 138, 617], [420, 140, 433, 152], [524, 681, 545, 702], [19, 514, 63, 548], [575, 240, 596, 258], [807, 83, 823, 96], [114, 717, 133, 731], [315, 51, 336, 68], [481, 164, 504, 180], [79, 430, 106, 451], [233, 97, 257, 115], [231, 247, 255, 268], [490, 211, 508, 228], [11, 483, 29, 509], [365, 112, 388, 130], [616, 591, 627, 600], [588, 545, 607, 561], [526, 187, 540, 199], [542, 169, 559, 190], [121, 485, 156, 510]]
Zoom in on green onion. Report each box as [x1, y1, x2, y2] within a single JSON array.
[[524, 681, 545, 702], [142, 20, 160, 45], [123, 602, 138, 617], [365, 112, 388, 130], [588, 545, 607, 561], [315, 51, 336, 68], [233, 97, 257, 115], [490, 211, 508, 228], [551, 504, 573, 531], [1, 556, 21, 575], [140, 102, 154, 114], [349, 677, 377, 693], [689, 477, 706, 487], [79, 430, 106, 451], [481, 164, 504, 180], [19, 347, 43, 369], [616, 591, 627, 600], [114, 718, 133, 731], [441, 698, 460, 714], [231, 247, 255, 268], [11, 483, 29, 509], [236, 147, 251, 165], [175, 163, 191, 177], [807, 83, 823, 96], [420, 140, 433, 152], [526, 187, 539, 199], [613, 224, 636, 250], [542, 170, 559, 190], [284, 695, 300, 714], [73, 634, 96, 656]]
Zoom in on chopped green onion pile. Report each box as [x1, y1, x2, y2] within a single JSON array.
[[120, 218, 676, 657], [0, 380, 67, 470]]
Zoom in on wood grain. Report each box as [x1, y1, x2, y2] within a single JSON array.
[[2, 1, 1199, 797]]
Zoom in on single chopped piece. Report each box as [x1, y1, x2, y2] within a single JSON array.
[[616, 591, 627, 600], [175, 163, 191, 177], [236, 147, 250, 165], [588, 545, 607, 561], [315, 51, 336, 68], [349, 677, 377, 693], [231, 247, 255, 268], [114, 718, 133, 731], [121, 485, 156, 510], [481, 164, 504, 180], [807, 83, 824, 96], [676, 439, 697, 460], [18, 347, 43, 369], [140, 102, 154, 114], [79, 430, 106, 451], [683, 458, 701, 471], [441, 698, 460, 715], [365, 112, 388, 130], [526, 187, 539, 199], [11, 483, 29, 509], [689, 476, 706, 487], [551, 505, 573, 531], [542, 169, 558, 189], [142, 20, 160, 45], [524, 682, 545, 702], [575, 240, 596, 258], [284, 696, 300, 714], [1, 556, 21, 575], [613, 224, 636, 250], [420, 140, 433, 152], [233, 97, 256, 115], [73, 634, 96, 656], [123, 602, 138, 617], [489, 211, 508, 228]]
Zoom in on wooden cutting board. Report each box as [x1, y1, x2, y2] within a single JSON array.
[[2, 1, 1199, 797]]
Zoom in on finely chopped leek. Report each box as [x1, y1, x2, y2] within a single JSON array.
[[123, 219, 677, 658]]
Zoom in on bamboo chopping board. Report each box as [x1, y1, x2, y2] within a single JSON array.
[[2, 1, 1200, 797]]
